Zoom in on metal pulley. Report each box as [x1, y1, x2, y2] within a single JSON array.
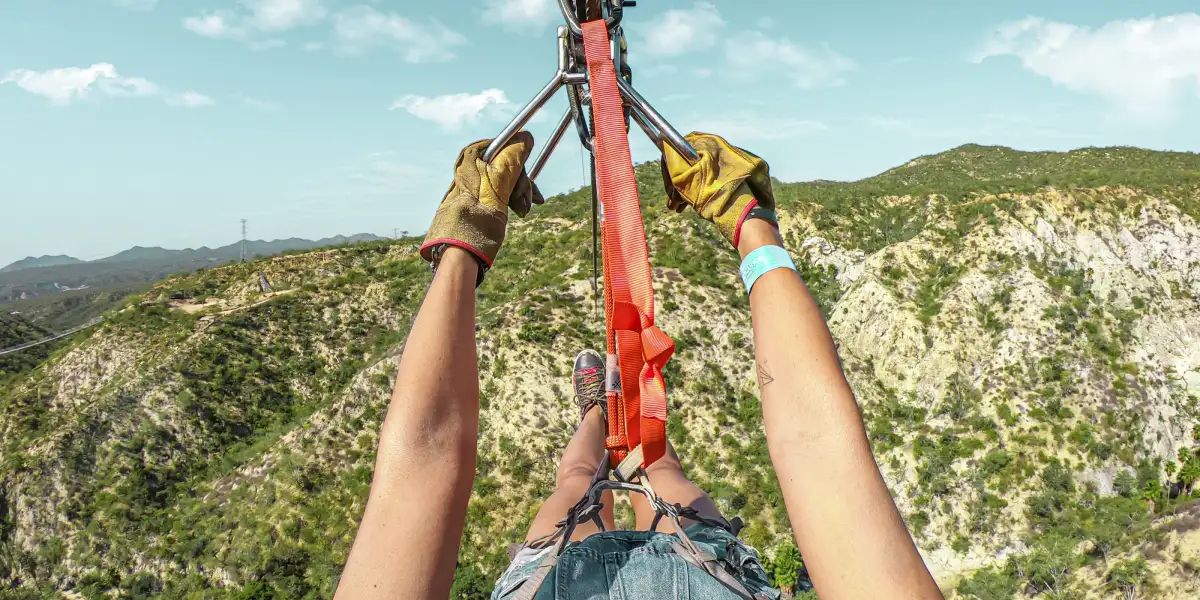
[[482, 0, 699, 176]]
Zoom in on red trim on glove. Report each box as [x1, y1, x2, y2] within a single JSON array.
[[731, 198, 760, 250], [419, 238, 494, 267]]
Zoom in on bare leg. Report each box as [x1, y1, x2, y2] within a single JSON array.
[[525, 407, 616, 543], [630, 441, 724, 533]]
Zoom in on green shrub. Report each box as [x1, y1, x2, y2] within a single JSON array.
[[1104, 558, 1152, 600], [957, 567, 1019, 600]]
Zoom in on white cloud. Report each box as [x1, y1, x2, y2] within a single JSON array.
[[637, 2, 726, 57], [480, 0, 558, 33], [181, 2, 467, 63], [237, 95, 280, 111], [0, 63, 113, 105], [389, 89, 513, 131], [974, 14, 1200, 121], [101, 75, 161, 98], [184, 12, 247, 39], [333, 6, 467, 63], [114, 0, 159, 11], [1, 63, 159, 105], [1, 63, 217, 109], [167, 91, 216, 108], [245, 0, 326, 32], [725, 31, 856, 89], [691, 112, 828, 141], [183, 0, 324, 46]]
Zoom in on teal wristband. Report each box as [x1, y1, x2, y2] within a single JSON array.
[[740, 245, 796, 294]]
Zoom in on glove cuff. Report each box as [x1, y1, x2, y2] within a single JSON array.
[[420, 195, 507, 267], [717, 184, 763, 249], [420, 238, 495, 267], [730, 197, 759, 250]]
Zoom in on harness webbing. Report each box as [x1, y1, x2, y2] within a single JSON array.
[[582, 19, 675, 469]]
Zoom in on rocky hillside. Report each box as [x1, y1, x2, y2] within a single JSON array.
[[1, 144, 1199, 599], [0, 316, 60, 385]]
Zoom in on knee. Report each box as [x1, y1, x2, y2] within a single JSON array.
[[645, 453, 685, 479], [555, 459, 598, 489]]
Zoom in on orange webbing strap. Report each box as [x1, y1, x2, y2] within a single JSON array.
[[601, 186, 626, 463], [583, 20, 674, 468]]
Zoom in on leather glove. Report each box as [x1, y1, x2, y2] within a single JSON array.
[[420, 131, 544, 268], [660, 133, 776, 249]]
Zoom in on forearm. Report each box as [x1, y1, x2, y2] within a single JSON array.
[[336, 247, 480, 600], [739, 220, 940, 599], [384, 247, 481, 457]]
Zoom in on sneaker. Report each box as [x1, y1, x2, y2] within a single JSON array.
[[572, 350, 607, 424]]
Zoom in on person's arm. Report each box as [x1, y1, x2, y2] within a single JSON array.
[[739, 218, 942, 599], [335, 247, 480, 600], [337, 133, 541, 600]]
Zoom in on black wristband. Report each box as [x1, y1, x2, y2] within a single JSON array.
[[746, 207, 778, 225], [430, 244, 489, 288]]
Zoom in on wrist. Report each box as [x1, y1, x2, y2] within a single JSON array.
[[737, 218, 783, 260], [435, 246, 481, 283]]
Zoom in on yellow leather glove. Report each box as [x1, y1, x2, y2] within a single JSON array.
[[660, 133, 776, 248], [420, 132, 543, 268]]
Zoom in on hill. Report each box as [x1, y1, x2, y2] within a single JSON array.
[[94, 235, 383, 265], [0, 315, 59, 383], [0, 145, 1198, 599], [0, 285, 148, 332], [0, 234, 385, 303], [0, 256, 83, 273]]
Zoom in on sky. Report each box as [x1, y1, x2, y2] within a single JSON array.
[[2, 0, 1200, 267]]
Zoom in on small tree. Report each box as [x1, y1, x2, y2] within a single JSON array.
[[1114, 470, 1138, 498], [1087, 517, 1122, 566], [1105, 558, 1152, 600], [1179, 456, 1200, 493], [772, 544, 803, 598], [957, 566, 1019, 600], [1139, 479, 1164, 506], [1086, 497, 1146, 565], [1016, 534, 1078, 598]]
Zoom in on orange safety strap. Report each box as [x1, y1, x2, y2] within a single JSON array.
[[582, 20, 674, 468]]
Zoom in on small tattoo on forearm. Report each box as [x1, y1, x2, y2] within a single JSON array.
[[757, 363, 774, 387]]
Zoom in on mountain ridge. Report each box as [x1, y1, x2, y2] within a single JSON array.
[[0, 233, 386, 302], [2, 234, 385, 272], [0, 256, 84, 273]]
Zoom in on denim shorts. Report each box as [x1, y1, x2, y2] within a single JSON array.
[[491, 524, 781, 600]]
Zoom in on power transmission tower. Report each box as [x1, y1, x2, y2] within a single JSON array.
[[393, 228, 399, 240], [240, 219, 247, 263]]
